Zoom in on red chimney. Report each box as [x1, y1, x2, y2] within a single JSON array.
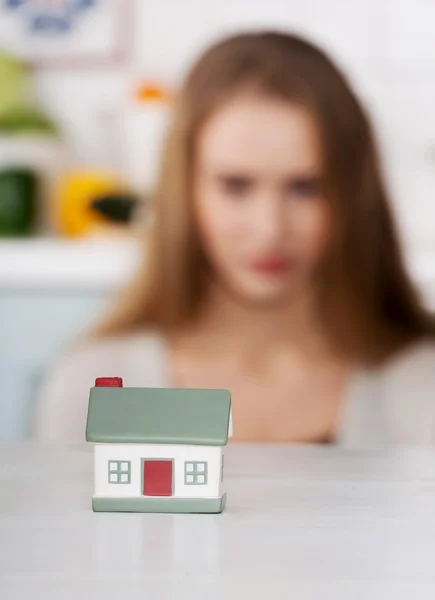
[[95, 377, 123, 387]]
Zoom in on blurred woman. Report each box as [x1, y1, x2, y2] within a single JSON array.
[[35, 31, 435, 446]]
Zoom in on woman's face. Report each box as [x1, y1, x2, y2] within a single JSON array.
[[194, 94, 332, 307]]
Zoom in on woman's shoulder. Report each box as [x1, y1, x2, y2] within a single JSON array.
[[381, 338, 435, 381], [340, 338, 435, 447], [33, 329, 170, 442], [376, 338, 435, 445], [58, 331, 165, 368], [55, 328, 171, 389]]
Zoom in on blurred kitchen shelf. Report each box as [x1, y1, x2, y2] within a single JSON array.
[[0, 238, 142, 290]]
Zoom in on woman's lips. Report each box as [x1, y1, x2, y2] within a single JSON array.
[[250, 256, 295, 275]]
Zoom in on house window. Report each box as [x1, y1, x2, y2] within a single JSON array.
[[108, 460, 131, 484], [184, 461, 208, 485]]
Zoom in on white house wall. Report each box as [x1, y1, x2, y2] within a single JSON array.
[[220, 450, 226, 496], [94, 443, 224, 498]]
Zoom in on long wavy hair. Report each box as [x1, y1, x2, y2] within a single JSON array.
[[93, 30, 434, 365]]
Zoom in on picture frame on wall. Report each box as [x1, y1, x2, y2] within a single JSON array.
[[0, 0, 133, 68]]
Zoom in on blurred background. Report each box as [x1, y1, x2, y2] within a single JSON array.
[[0, 0, 434, 439]]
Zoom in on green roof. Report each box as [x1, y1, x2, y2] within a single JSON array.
[[85, 387, 231, 446]]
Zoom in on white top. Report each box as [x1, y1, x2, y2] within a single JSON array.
[[2, 441, 435, 598], [33, 331, 435, 447]]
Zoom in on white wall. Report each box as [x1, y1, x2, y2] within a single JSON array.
[[34, 0, 435, 258], [94, 443, 224, 499]]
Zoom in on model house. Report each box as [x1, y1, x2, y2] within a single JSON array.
[[85, 377, 232, 513]]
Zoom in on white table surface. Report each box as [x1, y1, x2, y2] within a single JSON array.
[[1, 442, 435, 599]]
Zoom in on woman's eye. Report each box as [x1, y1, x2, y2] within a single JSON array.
[[285, 177, 321, 199], [219, 176, 252, 197]]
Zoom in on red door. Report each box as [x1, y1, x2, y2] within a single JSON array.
[[143, 460, 173, 496]]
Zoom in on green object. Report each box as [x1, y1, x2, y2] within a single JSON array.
[[0, 106, 58, 135], [92, 494, 227, 514], [85, 387, 231, 446], [0, 167, 38, 236], [0, 51, 58, 137], [0, 52, 28, 116]]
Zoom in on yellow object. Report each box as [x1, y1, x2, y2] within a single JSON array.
[[135, 83, 172, 103], [54, 170, 126, 238]]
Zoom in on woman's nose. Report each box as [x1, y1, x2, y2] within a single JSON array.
[[252, 193, 288, 242]]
